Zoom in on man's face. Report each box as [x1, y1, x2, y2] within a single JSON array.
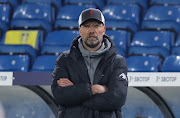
[[79, 20, 106, 49]]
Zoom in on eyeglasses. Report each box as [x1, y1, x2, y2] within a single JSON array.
[[81, 23, 103, 29]]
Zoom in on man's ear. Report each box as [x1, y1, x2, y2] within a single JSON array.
[[79, 27, 82, 36], [103, 26, 106, 35]]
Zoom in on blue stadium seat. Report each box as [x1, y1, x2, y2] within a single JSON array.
[[171, 35, 180, 55], [175, 35, 180, 46], [11, 4, 55, 32], [0, 30, 44, 63], [41, 46, 69, 55], [141, 5, 180, 34], [41, 30, 79, 55], [0, 55, 30, 72], [171, 46, 180, 55], [102, 4, 140, 33], [106, 0, 148, 14], [31, 55, 58, 72], [0, 30, 2, 38], [150, 0, 180, 5], [55, 5, 95, 30], [0, 45, 36, 62], [44, 30, 79, 46], [126, 55, 161, 72], [128, 31, 173, 59], [64, 0, 104, 9], [106, 30, 130, 57], [161, 55, 180, 72], [22, 0, 61, 10], [0, 4, 11, 34], [0, 0, 20, 10], [1, 30, 44, 51]]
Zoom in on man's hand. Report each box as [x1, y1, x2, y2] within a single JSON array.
[[91, 84, 108, 95], [57, 78, 74, 87]]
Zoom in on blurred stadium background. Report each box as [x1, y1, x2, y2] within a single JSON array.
[[0, 0, 180, 118]]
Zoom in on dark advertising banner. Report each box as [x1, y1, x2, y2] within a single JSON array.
[[13, 72, 52, 85]]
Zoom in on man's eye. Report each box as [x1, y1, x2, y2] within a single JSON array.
[[93, 24, 99, 27], [84, 25, 90, 28]]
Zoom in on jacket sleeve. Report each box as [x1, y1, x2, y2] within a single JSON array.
[[51, 53, 92, 106], [83, 56, 128, 111]]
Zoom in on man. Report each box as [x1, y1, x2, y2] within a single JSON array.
[[51, 8, 128, 118]]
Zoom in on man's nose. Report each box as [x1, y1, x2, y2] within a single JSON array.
[[89, 26, 95, 33]]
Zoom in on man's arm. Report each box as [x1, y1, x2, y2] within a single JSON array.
[[83, 57, 128, 111], [57, 78, 74, 87], [91, 84, 108, 95], [51, 53, 92, 106]]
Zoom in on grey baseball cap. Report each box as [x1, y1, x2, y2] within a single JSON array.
[[78, 8, 105, 26]]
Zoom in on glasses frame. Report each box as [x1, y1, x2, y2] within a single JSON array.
[[80, 23, 104, 30]]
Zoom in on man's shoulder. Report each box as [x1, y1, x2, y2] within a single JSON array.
[[112, 54, 127, 66], [61, 50, 70, 56], [56, 50, 70, 61], [114, 54, 125, 61]]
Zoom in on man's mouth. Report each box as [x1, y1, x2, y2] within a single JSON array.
[[88, 36, 96, 38]]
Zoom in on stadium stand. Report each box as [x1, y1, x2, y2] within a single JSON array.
[[102, 4, 141, 33], [64, 0, 104, 9], [0, 30, 43, 64], [41, 30, 79, 55], [0, 0, 179, 73], [0, 0, 20, 10], [150, 0, 180, 5], [106, 0, 148, 15], [0, 45, 36, 63], [106, 30, 131, 57], [10, 4, 55, 33], [21, 0, 62, 10], [0, 4, 11, 36], [0, 55, 30, 72], [161, 55, 180, 72], [171, 34, 180, 55], [141, 5, 180, 37], [54, 5, 96, 30], [0, 30, 2, 38], [2, 30, 43, 50], [128, 31, 174, 59], [31, 55, 58, 72], [126, 55, 162, 72]]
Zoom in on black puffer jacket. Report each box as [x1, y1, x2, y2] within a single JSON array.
[[51, 35, 128, 118]]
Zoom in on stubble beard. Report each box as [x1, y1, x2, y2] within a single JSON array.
[[84, 37, 100, 48]]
